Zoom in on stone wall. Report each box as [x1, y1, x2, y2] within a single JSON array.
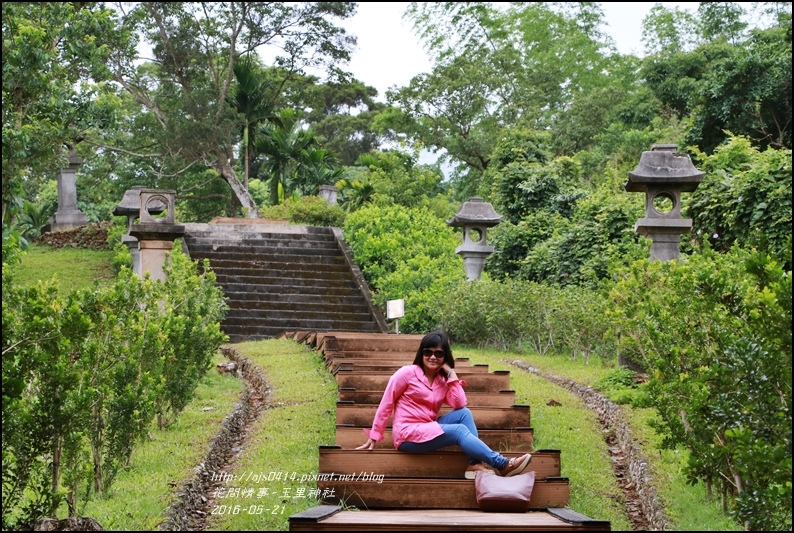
[[510, 360, 672, 531]]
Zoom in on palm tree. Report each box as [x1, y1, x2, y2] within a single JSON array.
[[256, 109, 339, 205], [226, 57, 277, 190]]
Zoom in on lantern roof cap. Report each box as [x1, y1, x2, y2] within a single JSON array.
[[447, 197, 502, 227], [113, 186, 165, 216], [625, 144, 704, 192]]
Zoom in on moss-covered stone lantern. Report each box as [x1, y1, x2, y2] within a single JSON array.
[[447, 197, 503, 280], [625, 144, 704, 261]]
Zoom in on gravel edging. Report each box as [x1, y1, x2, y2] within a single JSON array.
[[509, 360, 672, 531], [157, 346, 269, 531]]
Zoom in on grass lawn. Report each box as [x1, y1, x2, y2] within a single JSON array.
[[15, 244, 116, 293]]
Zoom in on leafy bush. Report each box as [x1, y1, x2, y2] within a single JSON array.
[[259, 195, 346, 227], [439, 277, 618, 361], [607, 243, 792, 530], [343, 203, 464, 332], [687, 136, 792, 268], [1, 246, 227, 528], [593, 367, 642, 405]]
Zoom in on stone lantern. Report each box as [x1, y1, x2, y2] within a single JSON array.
[[126, 189, 184, 281], [625, 145, 704, 261], [49, 151, 88, 232], [318, 185, 339, 206], [113, 187, 165, 276], [447, 197, 503, 280]]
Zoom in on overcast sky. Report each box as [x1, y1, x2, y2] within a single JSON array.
[[341, 2, 695, 99]]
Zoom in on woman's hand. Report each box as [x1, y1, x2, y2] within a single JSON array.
[[442, 363, 455, 375], [355, 438, 375, 450]]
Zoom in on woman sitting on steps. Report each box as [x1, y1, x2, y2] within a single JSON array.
[[356, 331, 531, 479]]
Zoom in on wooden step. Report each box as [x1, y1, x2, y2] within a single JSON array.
[[338, 388, 516, 407], [335, 403, 530, 429], [335, 425, 534, 452], [316, 477, 570, 510], [325, 355, 473, 369], [331, 361, 489, 374], [336, 370, 511, 392], [289, 506, 611, 531], [324, 350, 425, 359], [320, 335, 427, 353], [318, 447, 559, 479]]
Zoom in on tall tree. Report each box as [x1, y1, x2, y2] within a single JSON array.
[[379, 2, 616, 199], [108, 2, 357, 218], [1, 2, 134, 224]]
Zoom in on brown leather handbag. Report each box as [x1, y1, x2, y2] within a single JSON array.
[[474, 471, 536, 512]]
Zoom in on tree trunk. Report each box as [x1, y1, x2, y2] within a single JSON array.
[[215, 160, 259, 218], [51, 436, 62, 516]]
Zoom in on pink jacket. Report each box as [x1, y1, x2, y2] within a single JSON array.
[[364, 364, 468, 449]]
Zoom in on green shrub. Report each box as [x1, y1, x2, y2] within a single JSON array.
[[607, 243, 792, 530], [343, 204, 464, 332], [259, 195, 346, 227], [440, 277, 618, 361], [1, 246, 227, 528]]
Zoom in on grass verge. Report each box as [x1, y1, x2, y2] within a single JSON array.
[[206, 339, 338, 531], [15, 244, 116, 293], [456, 347, 634, 530], [78, 353, 244, 530]]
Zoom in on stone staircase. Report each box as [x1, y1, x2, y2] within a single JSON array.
[[181, 222, 389, 342], [286, 331, 611, 531]]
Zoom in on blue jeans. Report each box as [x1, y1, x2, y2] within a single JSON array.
[[397, 407, 509, 470]]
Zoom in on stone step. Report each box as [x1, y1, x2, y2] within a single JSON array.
[[224, 290, 369, 309], [190, 251, 346, 268], [223, 286, 363, 298], [187, 244, 343, 258], [335, 370, 511, 392], [213, 266, 354, 280], [316, 477, 570, 510], [335, 403, 530, 429], [224, 309, 376, 323], [196, 257, 350, 270], [216, 276, 359, 290], [334, 425, 534, 452], [228, 299, 371, 314], [184, 232, 338, 245], [318, 447, 559, 479], [337, 388, 516, 407]]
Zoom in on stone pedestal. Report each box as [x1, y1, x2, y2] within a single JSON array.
[[125, 189, 183, 281], [49, 154, 88, 232], [121, 234, 142, 276]]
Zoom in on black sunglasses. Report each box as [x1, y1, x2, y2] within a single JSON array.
[[422, 348, 445, 359]]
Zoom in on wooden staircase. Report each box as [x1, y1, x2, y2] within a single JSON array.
[[285, 332, 611, 531]]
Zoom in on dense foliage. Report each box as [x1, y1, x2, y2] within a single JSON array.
[[343, 203, 463, 332], [607, 243, 792, 530], [2, 243, 227, 529]]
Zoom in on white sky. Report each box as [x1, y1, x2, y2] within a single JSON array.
[[342, 2, 695, 100]]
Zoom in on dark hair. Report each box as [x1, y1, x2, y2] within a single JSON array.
[[412, 331, 455, 378]]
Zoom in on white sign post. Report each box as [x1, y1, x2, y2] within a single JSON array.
[[386, 299, 405, 334]]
